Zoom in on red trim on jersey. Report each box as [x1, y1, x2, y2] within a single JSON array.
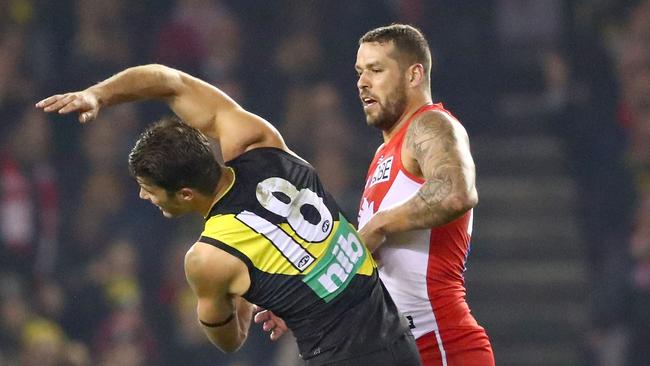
[[426, 211, 475, 324], [417, 328, 495, 366]]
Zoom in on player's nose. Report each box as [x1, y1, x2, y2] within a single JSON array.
[[357, 72, 370, 90]]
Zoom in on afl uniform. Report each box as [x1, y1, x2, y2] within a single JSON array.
[[200, 147, 420, 365], [358, 104, 494, 365]]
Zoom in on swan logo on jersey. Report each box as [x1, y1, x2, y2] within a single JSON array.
[[357, 198, 374, 229], [367, 156, 393, 188]]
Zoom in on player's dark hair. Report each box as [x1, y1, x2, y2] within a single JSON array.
[[359, 24, 433, 76], [128, 117, 221, 195]]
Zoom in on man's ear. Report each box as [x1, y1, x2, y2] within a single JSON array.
[[178, 187, 194, 201], [408, 63, 425, 87]]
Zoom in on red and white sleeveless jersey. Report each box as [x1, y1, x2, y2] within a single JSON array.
[[358, 103, 483, 343]]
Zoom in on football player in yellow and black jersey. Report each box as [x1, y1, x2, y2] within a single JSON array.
[[36, 64, 421, 365]]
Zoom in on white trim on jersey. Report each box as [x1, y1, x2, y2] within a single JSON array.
[[434, 330, 449, 366], [236, 210, 315, 271]]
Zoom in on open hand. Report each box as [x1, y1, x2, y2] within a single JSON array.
[[35, 90, 101, 123], [253, 307, 288, 341]]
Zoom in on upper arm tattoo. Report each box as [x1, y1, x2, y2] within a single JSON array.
[[403, 112, 472, 222]]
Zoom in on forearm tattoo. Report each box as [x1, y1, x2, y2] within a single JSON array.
[[416, 176, 453, 212]]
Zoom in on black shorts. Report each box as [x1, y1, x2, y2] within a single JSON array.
[[304, 331, 422, 366]]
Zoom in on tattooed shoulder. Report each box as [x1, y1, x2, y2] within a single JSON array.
[[404, 110, 456, 161]]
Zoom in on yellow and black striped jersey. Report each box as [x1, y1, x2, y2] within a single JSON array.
[[199, 148, 408, 360]]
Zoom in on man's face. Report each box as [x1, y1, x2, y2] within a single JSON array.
[[355, 41, 408, 131], [136, 178, 188, 218]]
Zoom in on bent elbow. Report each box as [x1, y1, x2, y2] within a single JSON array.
[[214, 337, 245, 354], [219, 343, 242, 354], [465, 188, 478, 210], [148, 64, 183, 95], [202, 325, 248, 354], [448, 189, 477, 215], [215, 330, 248, 354]]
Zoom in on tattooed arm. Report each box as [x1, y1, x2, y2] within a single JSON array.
[[358, 110, 477, 251]]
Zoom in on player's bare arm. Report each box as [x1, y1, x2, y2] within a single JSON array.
[[35, 64, 288, 161], [359, 110, 477, 251], [184, 242, 254, 353], [403, 110, 478, 225]]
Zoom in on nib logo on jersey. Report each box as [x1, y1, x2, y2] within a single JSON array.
[[367, 156, 393, 188], [303, 214, 367, 302]]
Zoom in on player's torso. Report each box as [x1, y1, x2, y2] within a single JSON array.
[[358, 104, 479, 339], [200, 148, 398, 357]]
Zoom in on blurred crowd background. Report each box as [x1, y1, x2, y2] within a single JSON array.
[[1, 0, 649, 365]]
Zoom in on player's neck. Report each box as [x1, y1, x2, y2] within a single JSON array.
[[382, 94, 431, 142], [202, 166, 235, 218]]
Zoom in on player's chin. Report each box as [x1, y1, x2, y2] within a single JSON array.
[[365, 115, 383, 128], [160, 209, 176, 218], [364, 112, 377, 125], [162, 208, 189, 219]]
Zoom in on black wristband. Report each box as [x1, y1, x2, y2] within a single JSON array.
[[199, 313, 235, 328]]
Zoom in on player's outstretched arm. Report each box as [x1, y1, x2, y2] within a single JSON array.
[[359, 110, 478, 251], [36, 64, 288, 161], [185, 242, 254, 353]]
